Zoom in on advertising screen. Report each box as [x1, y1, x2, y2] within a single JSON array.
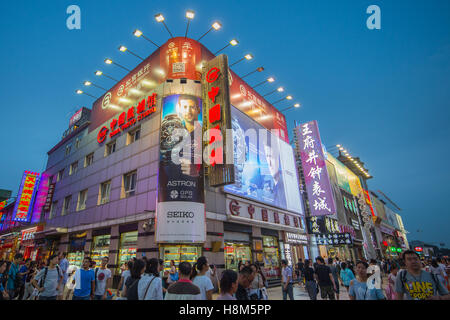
[[156, 93, 206, 243], [224, 107, 303, 214]]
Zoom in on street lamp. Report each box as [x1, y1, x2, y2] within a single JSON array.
[[262, 86, 284, 98], [104, 58, 131, 72], [185, 10, 195, 38], [214, 39, 239, 55], [94, 70, 118, 82], [84, 81, 107, 91], [280, 103, 301, 113], [241, 67, 264, 79], [155, 13, 174, 39], [133, 29, 160, 48], [197, 21, 222, 41], [76, 89, 97, 99], [230, 54, 253, 67], [118, 45, 144, 61], [251, 77, 275, 89], [271, 95, 293, 105]]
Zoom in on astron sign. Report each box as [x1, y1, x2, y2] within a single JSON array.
[[97, 93, 157, 143]]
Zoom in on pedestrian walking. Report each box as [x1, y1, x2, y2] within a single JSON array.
[[395, 250, 449, 300], [339, 262, 355, 292], [303, 259, 317, 300], [314, 256, 336, 300], [248, 263, 264, 300], [31, 254, 63, 300], [0, 261, 10, 300], [235, 266, 255, 300], [6, 253, 24, 299], [57, 252, 69, 300], [117, 260, 133, 298], [138, 258, 163, 300], [216, 269, 238, 300], [349, 260, 385, 300], [296, 258, 304, 286], [327, 258, 340, 300], [164, 262, 201, 300], [64, 265, 78, 300], [281, 260, 294, 300], [93, 256, 112, 300], [385, 262, 399, 300], [72, 257, 95, 300], [22, 261, 37, 300], [167, 260, 178, 285], [17, 258, 31, 300], [191, 256, 214, 300], [430, 259, 447, 288], [124, 259, 146, 300]]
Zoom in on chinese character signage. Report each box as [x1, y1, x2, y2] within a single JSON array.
[[316, 233, 353, 245], [296, 121, 336, 216], [202, 54, 234, 187], [307, 216, 340, 234], [43, 183, 56, 211], [12, 171, 40, 222]]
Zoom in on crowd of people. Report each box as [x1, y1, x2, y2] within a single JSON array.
[[1, 250, 449, 301]]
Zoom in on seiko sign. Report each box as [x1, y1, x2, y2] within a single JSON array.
[[167, 211, 195, 219]]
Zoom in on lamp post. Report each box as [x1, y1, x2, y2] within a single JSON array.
[[133, 29, 160, 48], [118, 45, 144, 61], [94, 70, 118, 82], [251, 77, 275, 89], [271, 95, 293, 105], [262, 86, 284, 98], [155, 13, 174, 39], [230, 54, 253, 67], [214, 39, 239, 55], [104, 58, 131, 72], [241, 67, 264, 79], [185, 10, 195, 38], [280, 103, 300, 113], [83, 81, 107, 91], [197, 21, 222, 41], [76, 90, 97, 99]]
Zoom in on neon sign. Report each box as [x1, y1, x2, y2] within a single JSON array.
[[12, 171, 40, 222], [97, 93, 158, 143]]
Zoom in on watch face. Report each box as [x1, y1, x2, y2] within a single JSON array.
[[160, 114, 184, 164]]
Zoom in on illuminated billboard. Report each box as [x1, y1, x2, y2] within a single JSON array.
[[12, 171, 40, 222], [326, 153, 364, 197], [224, 107, 303, 214]]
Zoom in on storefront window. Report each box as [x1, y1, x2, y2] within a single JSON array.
[[68, 235, 86, 268], [159, 245, 202, 271], [91, 235, 110, 267], [262, 236, 280, 279], [224, 242, 252, 271], [117, 231, 138, 275]]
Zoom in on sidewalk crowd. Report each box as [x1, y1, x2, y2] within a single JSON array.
[[1, 250, 449, 301]]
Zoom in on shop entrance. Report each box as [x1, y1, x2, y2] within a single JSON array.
[[159, 245, 202, 271], [224, 242, 252, 271], [116, 231, 138, 275], [91, 235, 110, 267], [68, 234, 86, 268], [262, 236, 280, 280]]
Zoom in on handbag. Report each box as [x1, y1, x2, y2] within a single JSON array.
[[260, 287, 268, 300]]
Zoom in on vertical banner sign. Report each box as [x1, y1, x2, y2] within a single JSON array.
[[43, 183, 56, 211], [202, 54, 235, 187], [156, 93, 206, 243], [12, 171, 40, 222], [297, 121, 336, 216]]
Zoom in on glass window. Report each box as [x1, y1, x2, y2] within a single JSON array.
[[262, 236, 280, 279], [127, 127, 141, 145], [160, 245, 202, 272], [91, 235, 111, 267], [69, 161, 78, 175], [49, 201, 58, 219], [122, 171, 137, 198], [117, 231, 138, 275], [98, 180, 111, 205], [75, 137, 81, 149], [65, 144, 72, 156], [84, 153, 94, 167], [105, 141, 116, 157], [62, 195, 72, 216], [224, 242, 252, 271], [77, 189, 88, 211], [57, 169, 64, 182]]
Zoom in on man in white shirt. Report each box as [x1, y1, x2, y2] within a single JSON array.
[[93, 257, 112, 300]]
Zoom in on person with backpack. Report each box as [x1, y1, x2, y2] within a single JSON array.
[[93, 256, 112, 300], [22, 261, 37, 300], [0, 260, 10, 300], [18, 258, 31, 300], [303, 259, 317, 300], [281, 259, 294, 300], [31, 254, 63, 300], [72, 257, 95, 300], [123, 259, 146, 300], [138, 258, 163, 300], [7, 253, 24, 299], [314, 256, 336, 300], [57, 252, 69, 300], [395, 250, 450, 300], [191, 257, 215, 300]]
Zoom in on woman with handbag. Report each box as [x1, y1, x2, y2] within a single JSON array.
[[249, 264, 264, 300]]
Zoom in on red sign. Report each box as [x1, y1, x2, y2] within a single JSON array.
[[414, 247, 423, 252], [21, 226, 43, 242], [97, 93, 157, 143]]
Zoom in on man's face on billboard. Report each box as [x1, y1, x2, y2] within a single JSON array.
[[264, 144, 280, 178], [179, 98, 199, 124]]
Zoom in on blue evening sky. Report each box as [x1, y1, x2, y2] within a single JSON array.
[[0, 1, 449, 246]]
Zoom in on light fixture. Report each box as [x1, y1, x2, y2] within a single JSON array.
[[294, 103, 300, 107], [241, 66, 264, 79], [214, 39, 239, 55], [251, 77, 275, 89], [118, 45, 144, 60], [271, 95, 294, 105], [94, 70, 118, 82], [76, 89, 97, 99], [155, 13, 174, 38], [133, 29, 159, 48], [84, 81, 92, 86], [277, 87, 284, 92], [268, 77, 275, 82], [83, 81, 106, 91], [280, 103, 302, 113], [230, 54, 254, 67], [262, 86, 284, 97], [185, 10, 195, 38], [336, 144, 341, 147], [198, 21, 222, 41], [286, 95, 293, 100], [104, 58, 131, 72], [104, 59, 113, 64]]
